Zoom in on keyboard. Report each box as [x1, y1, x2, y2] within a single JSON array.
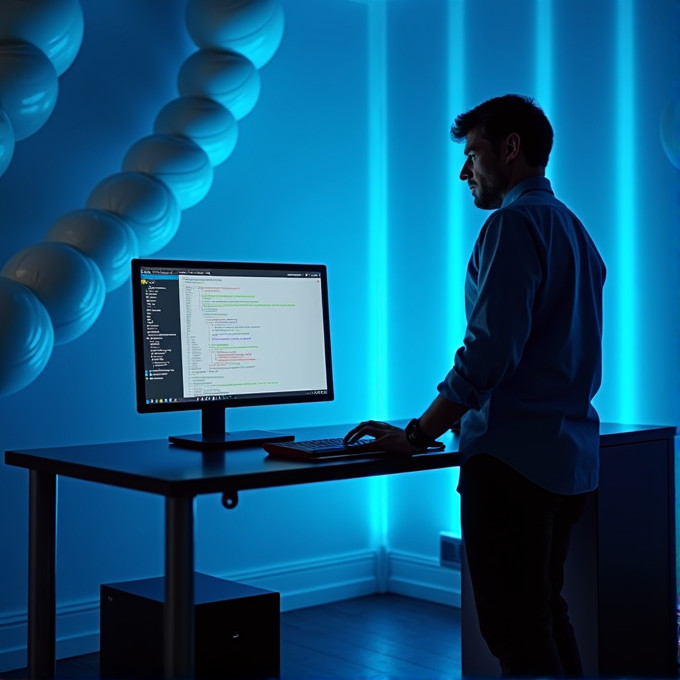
[[263, 437, 380, 461], [263, 436, 446, 461]]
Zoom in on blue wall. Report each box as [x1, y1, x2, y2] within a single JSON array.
[[382, 0, 680, 555], [0, 0, 678, 669]]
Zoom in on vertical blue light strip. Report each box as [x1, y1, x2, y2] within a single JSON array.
[[367, 0, 389, 564], [535, 2, 559, 213], [447, 0, 465, 538], [616, 0, 637, 423], [535, 0, 553, 118], [447, 0, 466, 356], [367, 0, 388, 421]]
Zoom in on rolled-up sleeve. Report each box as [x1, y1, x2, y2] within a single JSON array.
[[438, 209, 543, 410]]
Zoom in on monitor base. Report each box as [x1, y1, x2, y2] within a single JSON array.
[[169, 430, 294, 451]]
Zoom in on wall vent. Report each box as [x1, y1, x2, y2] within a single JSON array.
[[440, 532, 462, 569]]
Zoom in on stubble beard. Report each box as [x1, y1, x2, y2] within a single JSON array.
[[473, 170, 504, 210]]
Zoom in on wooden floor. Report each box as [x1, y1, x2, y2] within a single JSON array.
[[2, 594, 462, 680]]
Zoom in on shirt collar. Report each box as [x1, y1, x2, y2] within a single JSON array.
[[501, 176, 553, 208]]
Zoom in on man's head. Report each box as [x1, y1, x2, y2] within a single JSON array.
[[451, 94, 554, 210]]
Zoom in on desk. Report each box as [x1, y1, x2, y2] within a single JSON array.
[[4, 422, 676, 679], [5, 421, 457, 680]]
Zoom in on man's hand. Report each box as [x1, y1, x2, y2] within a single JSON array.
[[343, 420, 417, 454]]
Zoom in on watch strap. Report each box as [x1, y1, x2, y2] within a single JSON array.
[[406, 418, 439, 450]]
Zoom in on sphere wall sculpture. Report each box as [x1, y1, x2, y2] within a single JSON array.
[[0, 108, 15, 177], [660, 94, 680, 170], [0, 0, 83, 182], [1, 242, 106, 346], [0, 0, 285, 395], [186, 0, 285, 69], [0, 276, 54, 396], [86, 172, 182, 256], [154, 96, 239, 166], [0, 41, 59, 141], [122, 133, 214, 210], [46, 209, 140, 292], [178, 49, 261, 121], [0, 0, 84, 76]]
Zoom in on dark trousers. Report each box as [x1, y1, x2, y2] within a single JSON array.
[[458, 454, 591, 679]]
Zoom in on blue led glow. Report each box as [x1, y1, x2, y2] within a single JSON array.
[[367, 0, 388, 420], [534, 1, 559, 217], [616, 0, 636, 423], [367, 0, 389, 550], [534, 0, 553, 119], [447, 0, 466, 537], [371, 478, 389, 587], [447, 0, 466, 355]]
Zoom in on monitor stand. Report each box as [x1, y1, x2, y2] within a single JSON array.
[[169, 407, 294, 451]]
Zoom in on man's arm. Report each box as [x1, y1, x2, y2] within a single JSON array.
[[343, 394, 468, 452], [419, 394, 469, 439], [437, 209, 543, 412], [345, 211, 541, 452]]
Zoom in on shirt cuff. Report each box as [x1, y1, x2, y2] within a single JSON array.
[[437, 366, 484, 411]]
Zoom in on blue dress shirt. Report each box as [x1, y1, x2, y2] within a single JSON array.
[[438, 176, 606, 495]]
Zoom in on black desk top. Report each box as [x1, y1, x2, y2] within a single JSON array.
[[4, 422, 675, 497]]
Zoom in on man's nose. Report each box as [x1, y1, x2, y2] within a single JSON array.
[[459, 162, 470, 181]]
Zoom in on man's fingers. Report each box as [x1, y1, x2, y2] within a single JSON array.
[[349, 433, 394, 451], [344, 421, 378, 443], [344, 428, 376, 445], [344, 420, 401, 445], [343, 420, 402, 451], [344, 424, 382, 445], [343, 423, 367, 443], [356, 437, 383, 451]]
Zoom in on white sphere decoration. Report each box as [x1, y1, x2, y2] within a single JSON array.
[[186, 0, 285, 70], [45, 209, 139, 292], [0, 0, 288, 396], [155, 97, 238, 166], [0, 108, 15, 178], [122, 133, 214, 210], [178, 49, 261, 121], [1, 242, 106, 346], [86, 172, 181, 256], [0, 276, 54, 396], [660, 94, 680, 170], [0, 41, 59, 141], [0, 0, 84, 76]]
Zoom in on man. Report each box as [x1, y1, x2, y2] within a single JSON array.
[[345, 94, 606, 678]]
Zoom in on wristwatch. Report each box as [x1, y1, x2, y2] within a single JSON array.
[[405, 418, 439, 450]]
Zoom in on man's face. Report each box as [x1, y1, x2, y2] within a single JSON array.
[[459, 127, 508, 210]]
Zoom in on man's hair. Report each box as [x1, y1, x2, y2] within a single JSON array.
[[451, 94, 554, 168]]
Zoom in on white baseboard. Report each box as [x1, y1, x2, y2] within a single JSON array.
[[0, 600, 101, 673], [214, 549, 380, 612], [0, 549, 461, 673], [387, 549, 461, 607], [0, 550, 377, 673]]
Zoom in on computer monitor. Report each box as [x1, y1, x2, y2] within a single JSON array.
[[131, 258, 334, 450]]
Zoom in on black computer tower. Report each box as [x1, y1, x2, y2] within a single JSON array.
[[100, 572, 280, 679]]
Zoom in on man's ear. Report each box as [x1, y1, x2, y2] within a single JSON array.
[[505, 133, 521, 162]]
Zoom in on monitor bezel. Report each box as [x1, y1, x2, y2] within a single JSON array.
[[131, 258, 334, 415]]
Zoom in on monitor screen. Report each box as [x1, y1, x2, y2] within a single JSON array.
[[131, 259, 334, 414]]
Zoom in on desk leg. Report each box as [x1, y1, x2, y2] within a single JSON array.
[[28, 471, 56, 680], [164, 495, 195, 680]]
